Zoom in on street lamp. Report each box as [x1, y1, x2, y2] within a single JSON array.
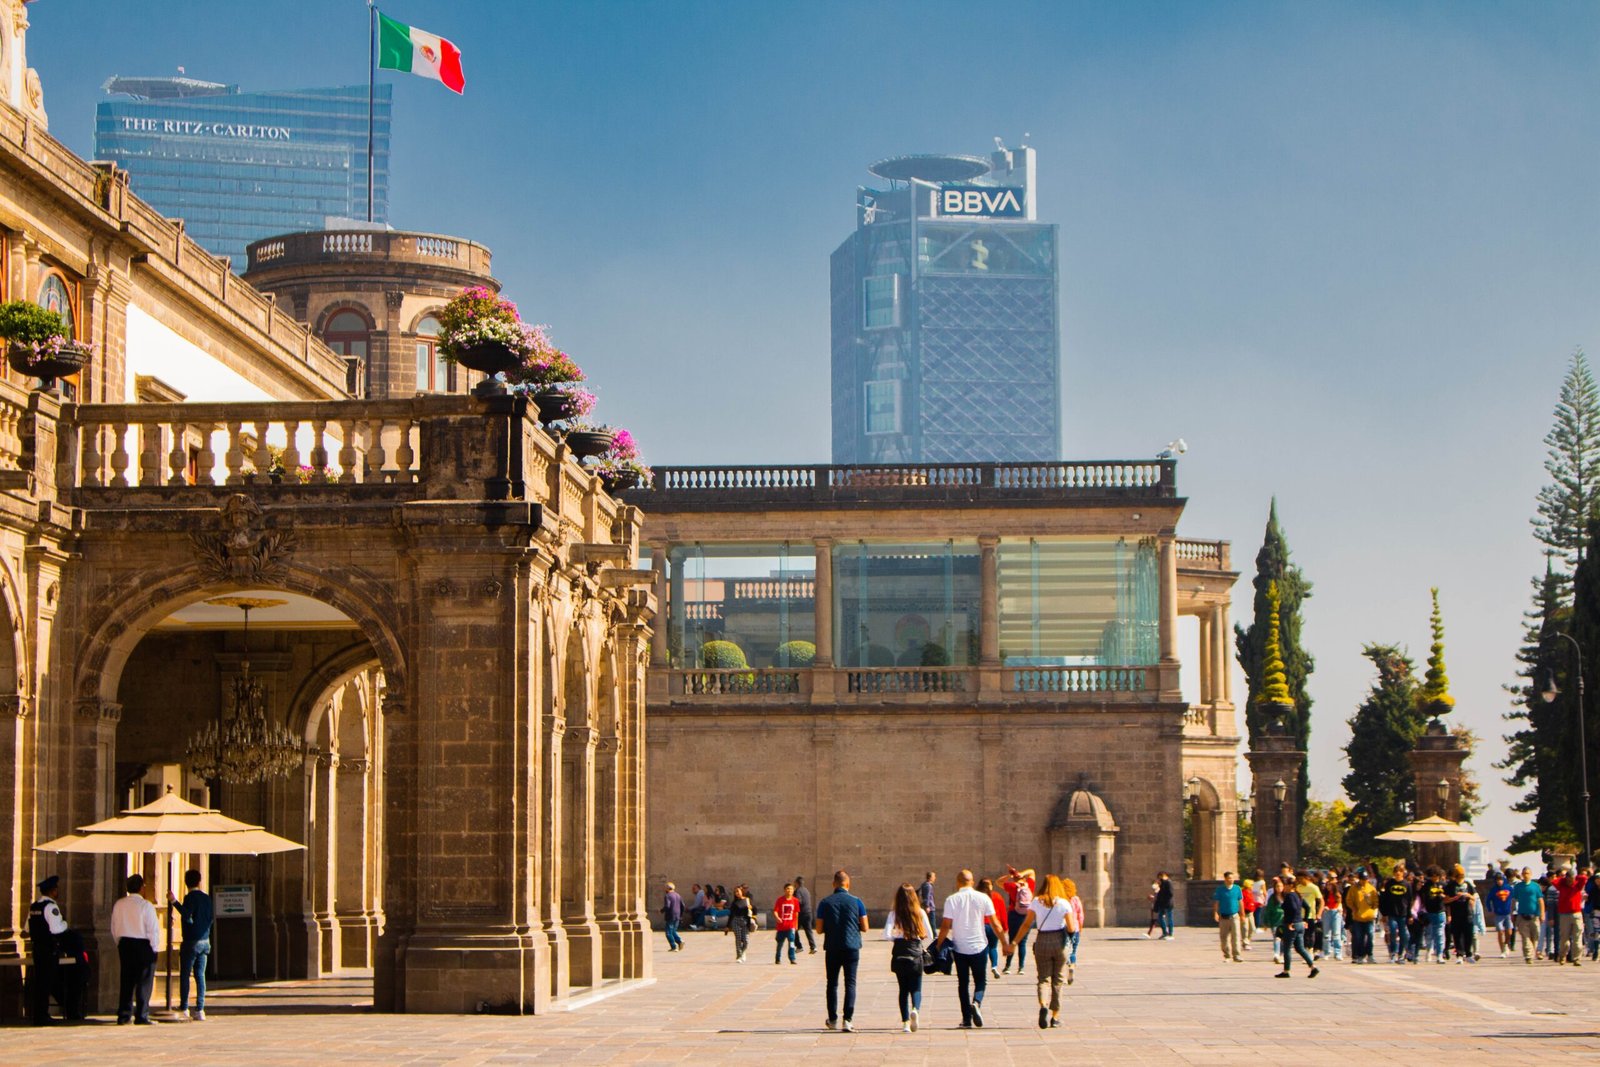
[[1272, 778, 1287, 810], [1435, 777, 1450, 818], [1540, 631, 1592, 864]]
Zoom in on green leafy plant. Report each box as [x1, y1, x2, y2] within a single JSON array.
[[1415, 587, 1456, 712], [1255, 579, 1293, 707], [776, 640, 816, 668], [700, 640, 748, 669], [0, 301, 67, 346]]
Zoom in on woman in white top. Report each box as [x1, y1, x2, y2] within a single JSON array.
[[1005, 873, 1079, 1030], [883, 882, 929, 1033]]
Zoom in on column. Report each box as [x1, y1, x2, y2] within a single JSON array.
[[811, 538, 834, 699], [1196, 611, 1213, 705], [540, 709, 569, 1002], [304, 746, 340, 975], [334, 757, 373, 968], [978, 535, 1000, 665], [1216, 602, 1232, 704], [648, 541, 669, 667], [73, 699, 122, 1010], [1157, 535, 1181, 700], [0, 696, 31, 961], [561, 724, 601, 989]]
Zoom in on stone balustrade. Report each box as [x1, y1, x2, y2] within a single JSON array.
[[1175, 539, 1231, 570], [657, 663, 1164, 703], [243, 229, 493, 276]]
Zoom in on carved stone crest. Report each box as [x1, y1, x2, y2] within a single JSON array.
[[191, 495, 298, 583]]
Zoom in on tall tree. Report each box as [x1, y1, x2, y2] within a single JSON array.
[[1534, 349, 1600, 582], [1503, 350, 1600, 851], [1342, 644, 1424, 856], [1415, 588, 1455, 715], [1565, 513, 1600, 856], [1236, 499, 1315, 840]]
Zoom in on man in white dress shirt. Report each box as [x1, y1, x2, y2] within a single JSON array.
[[932, 868, 1010, 1028], [109, 873, 160, 1025]]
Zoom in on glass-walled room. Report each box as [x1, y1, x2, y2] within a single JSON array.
[[833, 540, 980, 668], [997, 537, 1159, 667], [665, 543, 816, 669]]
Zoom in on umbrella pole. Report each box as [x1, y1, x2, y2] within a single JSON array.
[[165, 852, 174, 1014]]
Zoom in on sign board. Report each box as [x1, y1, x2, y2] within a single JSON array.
[[215, 884, 254, 918], [930, 185, 1026, 219]]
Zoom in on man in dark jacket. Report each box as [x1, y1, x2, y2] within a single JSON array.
[[661, 882, 685, 952], [794, 875, 817, 954]]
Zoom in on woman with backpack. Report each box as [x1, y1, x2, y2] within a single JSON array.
[[883, 882, 930, 1033]]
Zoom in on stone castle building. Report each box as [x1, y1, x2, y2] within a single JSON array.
[[0, 1, 651, 1015]]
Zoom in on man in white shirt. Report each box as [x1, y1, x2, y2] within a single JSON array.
[[933, 868, 1010, 1028], [109, 873, 160, 1025]]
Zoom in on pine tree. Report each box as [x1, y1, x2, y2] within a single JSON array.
[[1500, 561, 1577, 851], [1534, 349, 1600, 581], [1342, 644, 1424, 856], [1235, 499, 1315, 839], [1566, 513, 1600, 855]]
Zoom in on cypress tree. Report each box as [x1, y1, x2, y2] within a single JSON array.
[[1235, 500, 1315, 839], [1342, 644, 1424, 856], [1415, 588, 1455, 715]]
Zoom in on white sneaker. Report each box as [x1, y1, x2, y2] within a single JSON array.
[[842, 1019, 855, 1033], [191, 1010, 205, 1021], [902, 1022, 912, 1033], [909, 1008, 918, 1032]]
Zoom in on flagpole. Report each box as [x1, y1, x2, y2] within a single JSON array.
[[367, 0, 376, 222]]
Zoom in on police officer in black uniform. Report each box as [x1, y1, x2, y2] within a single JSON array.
[[28, 874, 68, 1025]]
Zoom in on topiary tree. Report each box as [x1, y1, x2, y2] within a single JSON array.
[[1415, 587, 1455, 715], [1255, 580, 1293, 708], [776, 640, 816, 668], [700, 640, 748, 669]]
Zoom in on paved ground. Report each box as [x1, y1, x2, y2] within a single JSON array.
[[6, 927, 1600, 1063]]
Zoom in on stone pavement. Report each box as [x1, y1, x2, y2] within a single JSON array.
[[7, 927, 1600, 1064]]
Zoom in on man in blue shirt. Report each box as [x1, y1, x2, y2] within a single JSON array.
[[813, 869, 868, 1032], [1212, 871, 1244, 962], [1510, 868, 1544, 965], [170, 870, 214, 1021]]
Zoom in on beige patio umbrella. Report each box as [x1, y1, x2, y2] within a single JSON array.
[[1375, 814, 1491, 844], [36, 788, 304, 1017]]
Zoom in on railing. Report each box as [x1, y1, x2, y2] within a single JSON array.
[[0, 380, 30, 473], [253, 239, 286, 263], [323, 232, 373, 254], [674, 669, 805, 695], [846, 668, 967, 694], [415, 236, 459, 259], [65, 400, 446, 488], [682, 602, 723, 622], [729, 578, 814, 600], [1176, 539, 1229, 568], [1005, 667, 1149, 693], [243, 229, 493, 274], [639, 461, 1176, 502]]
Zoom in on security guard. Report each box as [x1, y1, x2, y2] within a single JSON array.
[[27, 874, 68, 1025]]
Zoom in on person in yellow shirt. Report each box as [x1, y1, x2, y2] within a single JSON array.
[[1344, 867, 1381, 963]]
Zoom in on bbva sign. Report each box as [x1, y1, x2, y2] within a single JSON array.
[[932, 185, 1025, 218]]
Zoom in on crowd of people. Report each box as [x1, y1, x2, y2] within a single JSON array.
[[1201, 860, 1596, 973], [661, 865, 1084, 1033]]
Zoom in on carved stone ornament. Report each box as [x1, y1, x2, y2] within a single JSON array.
[[191, 495, 298, 584], [434, 577, 456, 597], [480, 578, 503, 599]]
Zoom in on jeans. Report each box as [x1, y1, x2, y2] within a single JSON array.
[[1543, 916, 1559, 957], [116, 937, 155, 1023], [1157, 907, 1174, 937], [664, 918, 683, 950], [1385, 915, 1409, 960], [775, 928, 799, 963], [798, 913, 816, 952], [1278, 926, 1315, 973], [824, 948, 859, 1023], [1424, 912, 1446, 958], [1447, 916, 1472, 959], [1350, 920, 1374, 961], [894, 964, 922, 1021], [984, 925, 999, 970], [1321, 909, 1344, 959], [1007, 911, 1031, 969], [1066, 930, 1080, 965], [954, 949, 988, 1023], [179, 938, 210, 1012], [1585, 911, 1600, 958]]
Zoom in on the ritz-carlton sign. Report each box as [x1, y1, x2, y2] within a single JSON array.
[[117, 116, 292, 141]]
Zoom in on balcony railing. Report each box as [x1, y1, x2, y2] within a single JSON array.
[[1176, 539, 1231, 570], [631, 461, 1176, 508], [655, 664, 1167, 704], [1005, 666, 1149, 693], [846, 667, 967, 694], [673, 669, 806, 696]]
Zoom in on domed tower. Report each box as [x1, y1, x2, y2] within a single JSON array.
[[243, 227, 497, 398]]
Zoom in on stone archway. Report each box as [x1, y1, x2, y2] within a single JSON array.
[[1185, 776, 1223, 882]]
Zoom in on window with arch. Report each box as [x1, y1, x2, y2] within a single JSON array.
[[37, 272, 77, 339], [323, 308, 371, 396], [414, 313, 453, 392]]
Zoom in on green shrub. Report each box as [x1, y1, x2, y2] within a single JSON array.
[[920, 642, 950, 667], [0, 301, 68, 346], [700, 640, 748, 669], [776, 640, 816, 668]]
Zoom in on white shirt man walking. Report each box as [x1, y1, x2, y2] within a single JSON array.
[[933, 868, 1010, 1028], [109, 873, 160, 1025]]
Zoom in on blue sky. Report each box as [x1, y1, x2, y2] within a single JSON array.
[[26, 0, 1600, 855]]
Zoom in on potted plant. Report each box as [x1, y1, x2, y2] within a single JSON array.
[[436, 285, 533, 391], [0, 301, 93, 390], [592, 429, 651, 492], [563, 421, 617, 460], [505, 337, 591, 425]]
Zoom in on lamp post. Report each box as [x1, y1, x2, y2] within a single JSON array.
[[1540, 631, 1591, 864], [1435, 777, 1450, 819]]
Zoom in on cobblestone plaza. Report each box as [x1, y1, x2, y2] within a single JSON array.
[[8, 928, 1600, 1062]]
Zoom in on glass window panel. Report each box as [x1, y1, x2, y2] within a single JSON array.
[[833, 541, 979, 667], [863, 380, 900, 435], [667, 544, 817, 669], [37, 275, 74, 338], [326, 310, 368, 332], [997, 538, 1160, 667], [862, 274, 900, 330]]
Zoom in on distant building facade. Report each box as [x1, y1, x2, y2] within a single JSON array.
[[244, 228, 497, 398], [93, 78, 392, 265], [831, 146, 1060, 464]]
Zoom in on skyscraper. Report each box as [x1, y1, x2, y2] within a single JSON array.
[[94, 77, 392, 265], [830, 145, 1060, 464]]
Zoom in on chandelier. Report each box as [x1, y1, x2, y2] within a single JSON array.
[[185, 597, 304, 785]]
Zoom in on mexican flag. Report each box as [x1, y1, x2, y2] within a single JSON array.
[[377, 11, 465, 94]]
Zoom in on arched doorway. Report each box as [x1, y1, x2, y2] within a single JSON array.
[[1184, 776, 1222, 882]]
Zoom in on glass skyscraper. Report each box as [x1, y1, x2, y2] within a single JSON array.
[[94, 77, 392, 266], [830, 146, 1060, 464]]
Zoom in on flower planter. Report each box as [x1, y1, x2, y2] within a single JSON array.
[[599, 469, 641, 494], [565, 430, 615, 459], [7, 340, 91, 390], [451, 340, 520, 376], [533, 389, 581, 425]]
